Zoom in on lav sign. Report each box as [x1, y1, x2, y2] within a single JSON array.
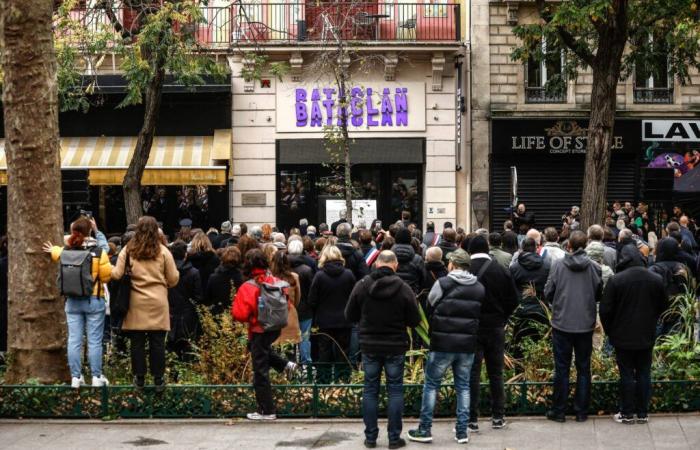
[[276, 81, 426, 133], [642, 120, 700, 142]]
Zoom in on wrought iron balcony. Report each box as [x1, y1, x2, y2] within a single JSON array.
[[633, 87, 674, 104], [60, 2, 461, 48], [524, 86, 566, 104]]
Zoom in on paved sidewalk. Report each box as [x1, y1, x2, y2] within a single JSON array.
[[1, 415, 699, 449]]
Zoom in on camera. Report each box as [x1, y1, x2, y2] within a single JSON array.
[[80, 209, 93, 219]]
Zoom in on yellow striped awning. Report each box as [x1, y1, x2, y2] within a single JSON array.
[[0, 129, 231, 186]]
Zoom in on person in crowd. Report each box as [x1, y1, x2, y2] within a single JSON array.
[[237, 234, 259, 260], [600, 244, 668, 425], [380, 236, 396, 252], [420, 247, 447, 301], [345, 250, 420, 449], [299, 218, 309, 237], [303, 235, 318, 259], [679, 215, 698, 250], [308, 245, 356, 382], [544, 231, 602, 423], [587, 225, 617, 271], [542, 227, 566, 264], [262, 243, 279, 264], [187, 232, 220, 294], [408, 249, 483, 444], [211, 221, 233, 249], [306, 225, 317, 241], [331, 211, 348, 236], [512, 203, 535, 231], [359, 229, 379, 268], [166, 241, 202, 364], [501, 230, 519, 255], [112, 216, 179, 391], [43, 217, 112, 388], [318, 223, 330, 236], [250, 225, 263, 242], [649, 238, 690, 336], [509, 237, 551, 352], [438, 228, 458, 264], [223, 224, 241, 247], [423, 221, 441, 247], [467, 236, 518, 432], [232, 249, 298, 420], [270, 251, 301, 347], [261, 224, 273, 243], [336, 223, 369, 280], [392, 228, 425, 294], [288, 239, 315, 365], [616, 229, 644, 272], [488, 232, 512, 269], [204, 246, 243, 316]]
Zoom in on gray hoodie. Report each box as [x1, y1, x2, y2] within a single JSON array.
[[427, 269, 478, 306], [544, 249, 602, 333]]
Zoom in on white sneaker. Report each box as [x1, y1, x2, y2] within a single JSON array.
[[613, 412, 635, 424], [246, 412, 277, 421], [71, 376, 86, 389], [284, 362, 299, 381], [92, 375, 110, 387]]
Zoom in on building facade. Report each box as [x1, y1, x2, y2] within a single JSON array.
[[470, 0, 700, 231]]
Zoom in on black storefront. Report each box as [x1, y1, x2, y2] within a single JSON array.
[[276, 138, 425, 233], [489, 118, 642, 230]]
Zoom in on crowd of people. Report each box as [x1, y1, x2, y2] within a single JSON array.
[[0, 201, 697, 448]]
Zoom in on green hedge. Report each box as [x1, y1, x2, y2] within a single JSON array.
[[1, 380, 699, 419]]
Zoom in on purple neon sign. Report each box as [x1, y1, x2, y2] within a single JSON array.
[[295, 87, 408, 128]]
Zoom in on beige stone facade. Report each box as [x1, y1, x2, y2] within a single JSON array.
[[469, 0, 700, 230], [229, 50, 464, 230]]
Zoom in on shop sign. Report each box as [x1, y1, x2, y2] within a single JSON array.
[[276, 82, 426, 133], [642, 120, 700, 142], [492, 119, 640, 155]]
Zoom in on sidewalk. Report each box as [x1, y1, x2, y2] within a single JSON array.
[[1, 415, 699, 449]]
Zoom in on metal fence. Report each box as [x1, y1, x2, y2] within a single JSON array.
[[62, 3, 460, 47], [2, 380, 699, 419]]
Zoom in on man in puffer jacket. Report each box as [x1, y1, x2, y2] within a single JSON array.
[[393, 228, 425, 294], [336, 223, 369, 280], [408, 249, 484, 445]]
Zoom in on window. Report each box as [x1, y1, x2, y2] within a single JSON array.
[[634, 37, 673, 104], [525, 37, 566, 103]]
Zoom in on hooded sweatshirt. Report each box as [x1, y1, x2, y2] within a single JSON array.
[[345, 266, 420, 355], [308, 260, 356, 329], [426, 270, 485, 353], [544, 249, 602, 333], [509, 251, 551, 317], [585, 241, 614, 288], [392, 243, 425, 293]]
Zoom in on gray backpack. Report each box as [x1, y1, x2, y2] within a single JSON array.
[[58, 247, 102, 298], [248, 278, 289, 331]]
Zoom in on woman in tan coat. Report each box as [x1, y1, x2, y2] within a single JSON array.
[[270, 251, 301, 345], [112, 216, 179, 389]]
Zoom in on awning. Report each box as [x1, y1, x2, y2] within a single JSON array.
[[0, 129, 231, 186]]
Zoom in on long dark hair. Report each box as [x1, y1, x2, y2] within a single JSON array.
[[243, 248, 268, 278], [270, 251, 296, 287], [67, 218, 92, 249], [128, 216, 161, 260]]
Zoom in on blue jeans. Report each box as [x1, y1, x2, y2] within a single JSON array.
[[362, 353, 405, 443], [65, 297, 106, 378], [419, 352, 474, 434], [552, 329, 592, 416], [299, 319, 312, 365]]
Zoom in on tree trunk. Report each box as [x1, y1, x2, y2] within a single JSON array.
[[336, 47, 353, 223], [580, 5, 628, 229], [122, 46, 165, 225], [1, 0, 69, 383]]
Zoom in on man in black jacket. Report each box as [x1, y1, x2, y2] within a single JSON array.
[[345, 251, 420, 449], [467, 236, 518, 432], [288, 240, 315, 365], [601, 245, 667, 425], [167, 242, 203, 363], [336, 223, 369, 280], [393, 228, 425, 294], [438, 228, 458, 264], [408, 249, 484, 445]]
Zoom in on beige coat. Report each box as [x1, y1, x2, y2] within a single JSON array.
[[112, 245, 179, 331], [275, 272, 301, 344]]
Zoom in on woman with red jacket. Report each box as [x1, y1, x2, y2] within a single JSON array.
[[232, 248, 298, 420]]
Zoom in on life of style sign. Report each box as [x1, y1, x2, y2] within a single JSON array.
[[276, 81, 426, 133]]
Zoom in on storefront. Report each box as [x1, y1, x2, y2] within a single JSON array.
[[231, 62, 460, 232], [489, 118, 642, 230]]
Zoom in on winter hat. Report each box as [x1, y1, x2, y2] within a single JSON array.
[[447, 248, 471, 269], [395, 228, 412, 245], [467, 235, 490, 255]]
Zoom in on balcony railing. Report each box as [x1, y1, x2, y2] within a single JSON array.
[[634, 87, 674, 104], [524, 86, 567, 104], [59, 2, 461, 48]]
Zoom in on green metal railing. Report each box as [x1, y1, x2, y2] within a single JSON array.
[[1, 380, 699, 419]]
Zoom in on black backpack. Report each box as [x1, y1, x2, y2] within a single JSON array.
[[58, 246, 102, 298], [651, 262, 689, 297]]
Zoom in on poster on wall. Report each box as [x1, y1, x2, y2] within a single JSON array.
[[325, 199, 377, 226], [276, 81, 426, 133]]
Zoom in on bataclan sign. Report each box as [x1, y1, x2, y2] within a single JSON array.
[[492, 119, 640, 155], [642, 120, 700, 142]]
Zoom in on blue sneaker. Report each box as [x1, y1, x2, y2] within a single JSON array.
[[407, 428, 433, 443]]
